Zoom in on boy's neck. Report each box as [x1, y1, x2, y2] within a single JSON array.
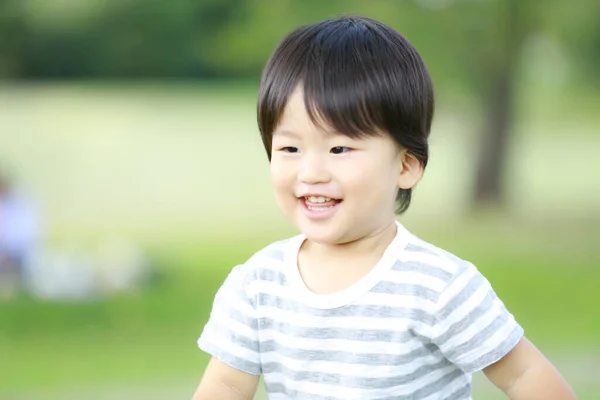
[[301, 219, 398, 263]]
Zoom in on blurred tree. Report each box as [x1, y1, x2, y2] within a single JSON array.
[[415, 1, 542, 211], [546, 0, 600, 88], [1, 0, 597, 85], [469, 0, 533, 210], [420, 0, 600, 211], [0, 0, 28, 77], [0, 0, 249, 79]]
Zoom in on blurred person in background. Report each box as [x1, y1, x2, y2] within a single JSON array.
[[0, 170, 41, 299]]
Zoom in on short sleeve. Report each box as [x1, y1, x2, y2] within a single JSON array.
[[198, 265, 261, 375], [430, 261, 524, 374]]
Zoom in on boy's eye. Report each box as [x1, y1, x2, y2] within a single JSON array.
[[280, 146, 299, 153], [331, 146, 351, 154]]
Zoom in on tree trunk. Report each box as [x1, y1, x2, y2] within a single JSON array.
[[472, 60, 515, 207], [472, 0, 528, 209]]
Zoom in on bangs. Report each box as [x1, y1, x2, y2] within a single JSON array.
[[302, 74, 385, 140], [258, 16, 433, 158]]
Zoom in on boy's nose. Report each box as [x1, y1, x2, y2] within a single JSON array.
[[298, 154, 330, 184]]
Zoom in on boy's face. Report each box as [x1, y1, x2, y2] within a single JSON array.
[[270, 86, 421, 245]]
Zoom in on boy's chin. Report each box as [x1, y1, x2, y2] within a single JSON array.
[[296, 222, 351, 246]]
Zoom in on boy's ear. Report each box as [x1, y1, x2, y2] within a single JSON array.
[[397, 151, 423, 189]]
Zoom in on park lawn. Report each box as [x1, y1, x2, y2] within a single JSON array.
[[1, 229, 599, 397]]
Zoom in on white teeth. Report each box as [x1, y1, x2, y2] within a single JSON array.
[[306, 196, 331, 203]]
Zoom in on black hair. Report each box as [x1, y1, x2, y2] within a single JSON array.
[[257, 15, 434, 214]]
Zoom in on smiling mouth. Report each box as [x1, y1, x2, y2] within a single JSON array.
[[301, 196, 342, 211]]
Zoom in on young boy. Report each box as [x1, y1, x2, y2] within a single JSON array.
[[192, 16, 577, 400]]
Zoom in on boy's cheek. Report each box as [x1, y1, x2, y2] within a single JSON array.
[[269, 159, 291, 177]]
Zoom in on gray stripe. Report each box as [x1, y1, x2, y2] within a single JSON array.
[[445, 382, 471, 400], [227, 308, 259, 331], [257, 293, 436, 323], [406, 243, 464, 265], [216, 323, 260, 352], [436, 269, 485, 321], [405, 243, 440, 256], [371, 281, 439, 302], [257, 319, 421, 342], [461, 324, 524, 373], [216, 280, 254, 308], [265, 367, 465, 400], [206, 307, 260, 352], [433, 289, 495, 346], [444, 311, 509, 362], [265, 249, 285, 261], [257, 268, 287, 284], [391, 260, 454, 282], [265, 383, 339, 400], [262, 359, 452, 389], [260, 341, 440, 365], [396, 368, 465, 400], [198, 340, 261, 375]]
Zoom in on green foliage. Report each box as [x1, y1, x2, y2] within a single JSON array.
[[0, 0, 598, 91], [0, 0, 248, 78]]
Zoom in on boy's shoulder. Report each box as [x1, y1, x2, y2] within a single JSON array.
[[400, 230, 475, 284], [229, 234, 302, 284]]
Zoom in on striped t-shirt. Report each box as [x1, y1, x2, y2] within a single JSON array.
[[198, 221, 524, 399]]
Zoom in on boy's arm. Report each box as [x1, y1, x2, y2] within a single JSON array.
[[192, 357, 259, 400], [483, 337, 577, 399]]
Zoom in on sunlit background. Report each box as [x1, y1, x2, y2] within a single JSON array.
[[1, 1, 599, 399]]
